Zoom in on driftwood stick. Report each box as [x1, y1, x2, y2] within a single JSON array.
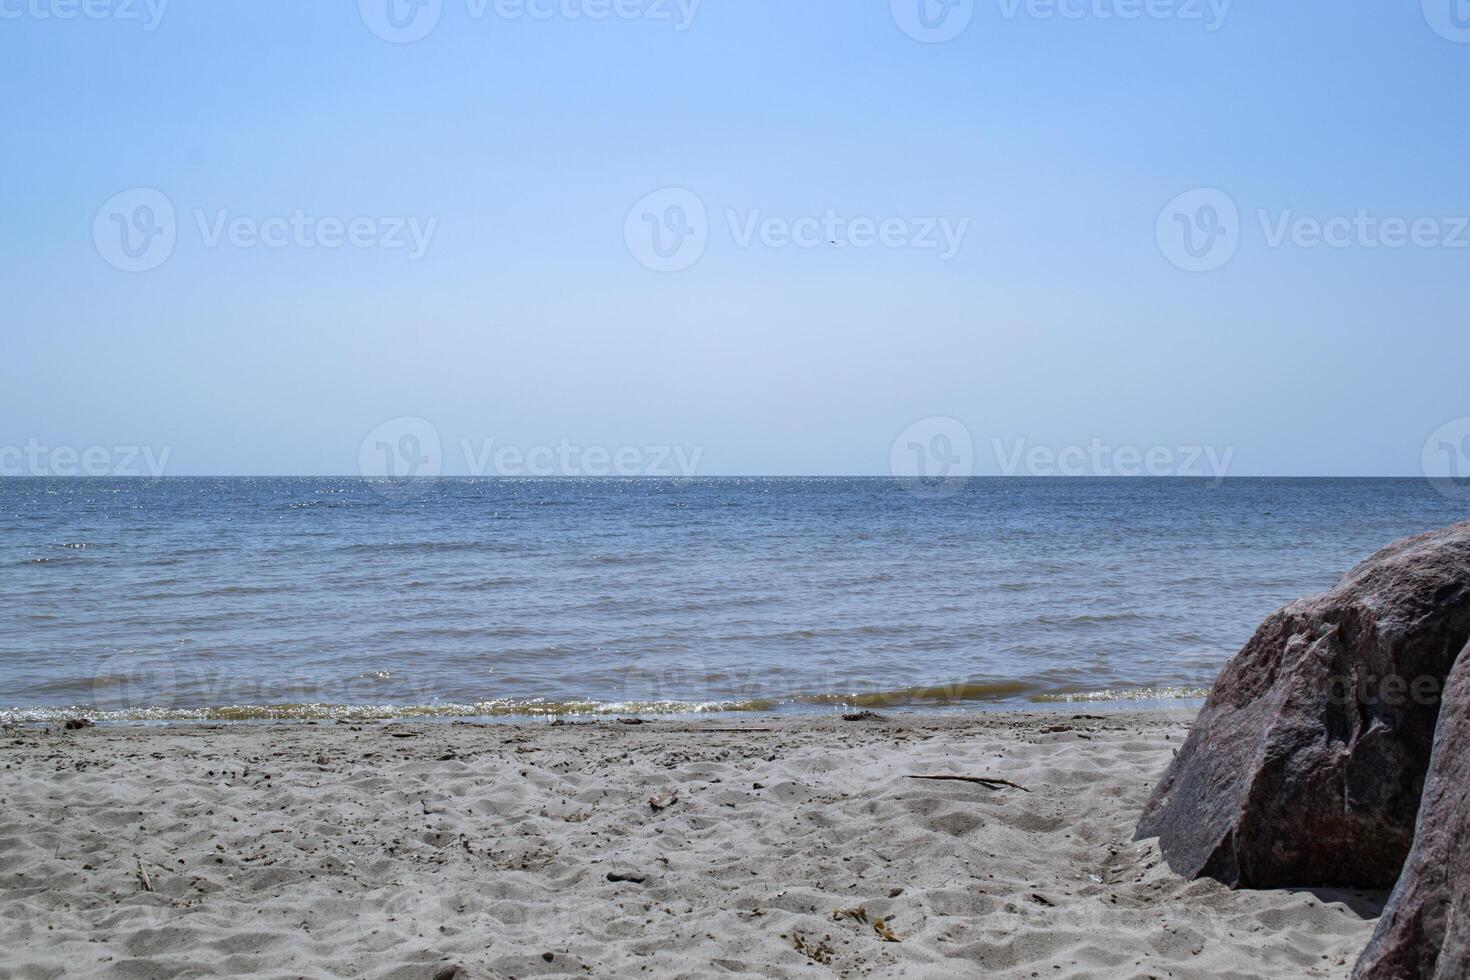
[[906, 774, 1030, 792], [136, 859, 154, 892]]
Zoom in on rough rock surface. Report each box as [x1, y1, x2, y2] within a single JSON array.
[[1353, 641, 1470, 980], [1135, 522, 1470, 888]]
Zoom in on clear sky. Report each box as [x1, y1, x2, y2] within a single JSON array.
[[3, 1, 1468, 477]]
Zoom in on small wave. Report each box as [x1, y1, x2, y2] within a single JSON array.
[[1026, 612, 1146, 628], [791, 680, 1037, 707], [575, 554, 662, 567], [1032, 686, 1210, 703], [24, 554, 87, 566], [0, 698, 781, 724], [185, 584, 288, 599], [333, 540, 520, 556]]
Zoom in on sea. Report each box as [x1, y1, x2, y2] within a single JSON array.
[[2, 477, 1466, 723]]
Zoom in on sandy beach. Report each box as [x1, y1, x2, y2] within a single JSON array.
[[0, 711, 1381, 979]]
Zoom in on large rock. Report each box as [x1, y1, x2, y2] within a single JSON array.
[[1135, 522, 1470, 888], [1353, 641, 1470, 980]]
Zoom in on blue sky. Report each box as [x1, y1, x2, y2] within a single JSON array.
[[2, 1, 1468, 477]]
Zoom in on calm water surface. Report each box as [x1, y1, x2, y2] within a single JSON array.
[[2, 478, 1465, 721]]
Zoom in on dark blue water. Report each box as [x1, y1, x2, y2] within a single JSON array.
[[1, 478, 1465, 721]]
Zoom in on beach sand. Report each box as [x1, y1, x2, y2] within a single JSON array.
[[0, 711, 1381, 979]]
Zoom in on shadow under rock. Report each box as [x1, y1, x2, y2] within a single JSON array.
[[1287, 887, 1389, 921]]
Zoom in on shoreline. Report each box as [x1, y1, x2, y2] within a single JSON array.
[[0, 691, 1211, 727], [0, 709, 1379, 978]]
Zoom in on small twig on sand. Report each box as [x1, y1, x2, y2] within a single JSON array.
[[136, 859, 154, 893], [906, 774, 1029, 792], [606, 871, 647, 884]]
